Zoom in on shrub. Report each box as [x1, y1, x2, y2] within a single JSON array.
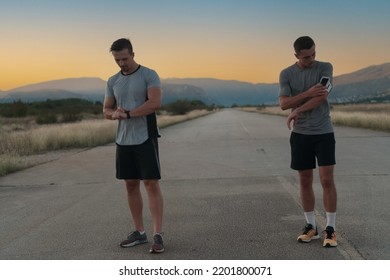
[[36, 113, 57, 124], [61, 110, 82, 123], [0, 100, 28, 117], [163, 99, 212, 115]]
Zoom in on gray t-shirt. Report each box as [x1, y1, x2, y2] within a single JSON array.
[[106, 65, 161, 145], [279, 61, 334, 135]]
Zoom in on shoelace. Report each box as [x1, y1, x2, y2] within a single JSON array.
[[154, 234, 163, 244], [128, 231, 140, 239], [302, 225, 313, 234], [324, 230, 334, 239]]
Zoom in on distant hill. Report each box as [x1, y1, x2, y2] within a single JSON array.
[[334, 63, 390, 85], [9, 77, 107, 93], [163, 78, 278, 106], [1, 77, 275, 106], [331, 63, 390, 103], [162, 83, 214, 104], [0, 89, 87, 103], [0, 78, 106, 103], [0, 77, 213, 105], [1, 62, 390, 105]]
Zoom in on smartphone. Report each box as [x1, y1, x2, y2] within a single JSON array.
[[320, 76, 332, 92]]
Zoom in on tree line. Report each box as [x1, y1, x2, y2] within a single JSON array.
[[0, 98, 216, 124]]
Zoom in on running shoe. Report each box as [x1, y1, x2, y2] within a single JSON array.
[[323, 226, 337, 247], [149, 233, 165, 253], [120, 230, 148, 248], [297, 223, 320, 243]]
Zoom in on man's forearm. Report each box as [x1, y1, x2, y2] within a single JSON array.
[[293, 95, 327, 114], [128, 99, 161, 118], [279, 91, 310, 110], [103, 108, 116, 120]]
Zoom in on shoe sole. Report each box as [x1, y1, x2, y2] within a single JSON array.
[[323, 242, 337, 247], [149, 247, 165, 253], [297, 235, 320, 243], [120, 239, 148, 248]]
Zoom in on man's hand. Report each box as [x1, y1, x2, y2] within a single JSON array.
[[287, 110, 299, 130], [307, 84, 328, 98], [112, 107, 127, 120]]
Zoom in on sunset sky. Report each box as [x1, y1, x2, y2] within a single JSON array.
[[1, 0, 390, 90]]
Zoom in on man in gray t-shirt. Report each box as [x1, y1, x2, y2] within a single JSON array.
[[279, 36, 338, 248], [106, 66, 161, 145], [103, 38, 165, 253]]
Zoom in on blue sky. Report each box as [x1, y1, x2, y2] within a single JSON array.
[[1, 0, 390, 89]]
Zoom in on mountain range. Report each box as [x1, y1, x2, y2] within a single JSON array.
[[1, 63, 390, 106]]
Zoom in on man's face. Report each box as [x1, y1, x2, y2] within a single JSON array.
[[112, 49, 134, 73], [295, 45, 316, 68]]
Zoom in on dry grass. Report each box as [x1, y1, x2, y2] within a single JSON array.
[[0, 120, 116, 156], [331, 103, 390, 113], [331, 111, 390, 131], [241, 106, 288, 117], [330, 103, 390, 131], [241, 103, 390, 132], [0, 109, 214, 176], [158, 109, 213, 127]]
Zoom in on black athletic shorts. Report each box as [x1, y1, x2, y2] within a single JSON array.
[[116, 138, 161, 180], [290, 132, 336, 171]]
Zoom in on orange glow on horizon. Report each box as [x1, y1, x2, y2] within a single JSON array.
[[1, 1, 390, 91], [2, 47, 389, 91]]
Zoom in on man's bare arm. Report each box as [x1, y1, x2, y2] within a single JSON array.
[[285, 93, 329, 130], [126, 87, 162, 118], [103, 96, 126, 120], [279, 84, 328, 111]]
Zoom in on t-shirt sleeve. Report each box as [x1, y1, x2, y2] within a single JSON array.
[[105, 77, 115, 98], [323, 63, 333, 81], [278, 69, 291, 97], [146, 69, 161, 89]]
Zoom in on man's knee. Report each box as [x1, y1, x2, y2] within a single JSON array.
[[143, 180, 160, 190], [299, 169, 313, 186], [125, 180, 140, 193]]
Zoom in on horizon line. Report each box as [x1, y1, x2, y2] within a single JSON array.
[[2, 61, 390, 91]]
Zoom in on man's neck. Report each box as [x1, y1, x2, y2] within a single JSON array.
[[122, 63, 140, 75]]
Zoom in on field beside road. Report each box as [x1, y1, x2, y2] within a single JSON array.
[[0, 110, 214, 176], [2, 102, 390, 177], [242, 103, 390, 132]]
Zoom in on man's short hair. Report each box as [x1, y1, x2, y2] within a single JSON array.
[[110, 38, 133, 53], [293, 36, 315, 54]]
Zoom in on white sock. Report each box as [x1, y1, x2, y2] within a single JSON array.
[[326, 212, 336, 229], [139, 230, 145, 235], [304, 211, 316, 228]]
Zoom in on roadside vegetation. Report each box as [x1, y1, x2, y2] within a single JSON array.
[[0, 99, 216, 176], [242, 103, 390, 132], [2, 98, 389, 177], [330, 103, 390, 132]]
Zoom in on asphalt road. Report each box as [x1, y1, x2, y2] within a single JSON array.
[[1, 109, 389, 260]]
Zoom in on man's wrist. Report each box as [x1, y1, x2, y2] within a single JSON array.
[[126, 110, 131, 119]]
